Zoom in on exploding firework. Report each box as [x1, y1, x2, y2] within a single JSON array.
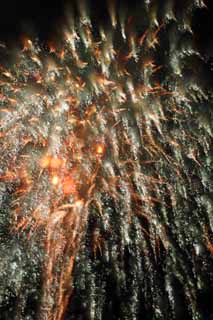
[[0, 1, 212, 319]]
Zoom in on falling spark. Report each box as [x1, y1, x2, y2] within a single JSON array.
[[0, 1, 212, 320]]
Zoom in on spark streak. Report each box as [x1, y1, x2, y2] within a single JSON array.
[[0, 1, 211, 319]]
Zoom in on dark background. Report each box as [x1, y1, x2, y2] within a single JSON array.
[[0, 0, 212, 59]]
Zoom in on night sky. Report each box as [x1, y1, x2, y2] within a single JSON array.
[[0, 0, 212, 57]]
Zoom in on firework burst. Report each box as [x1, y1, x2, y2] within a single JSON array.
[[0, 1, 212, 319]]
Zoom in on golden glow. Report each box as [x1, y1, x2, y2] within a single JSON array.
[[51, 175, 59, 186], [62, 177, 76, 195], [40, 155, 51, 168], [96, 144, 104, 155]]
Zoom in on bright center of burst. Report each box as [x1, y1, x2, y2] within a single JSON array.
[[51, 175, 59, 186]]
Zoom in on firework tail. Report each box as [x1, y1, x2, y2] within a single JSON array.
[[0, 1, 212, 319]]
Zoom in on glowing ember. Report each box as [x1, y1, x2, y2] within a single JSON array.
[[96, 144, 104, 155], [51, 175, 59, 186], [62, 177, 76, 195]]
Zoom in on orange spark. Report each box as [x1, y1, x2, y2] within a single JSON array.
[[96, 144, 104, 155], [62, 177, 76, 195], [50, 157, 63, 170], [40, 156, 63, 170], [51, 175, 59, 186], [22, 36, 33, 51], [40, 155, 52, 169]]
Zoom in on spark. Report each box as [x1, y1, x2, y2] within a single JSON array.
[[96, 144, 105, 155], [51, 175, 59, 186], [0, 2, 210, 320]]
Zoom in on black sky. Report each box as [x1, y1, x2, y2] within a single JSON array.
[[0, 0, 212, 60]]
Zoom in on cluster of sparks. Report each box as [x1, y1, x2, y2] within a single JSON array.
[[0, 1, 208, 319]]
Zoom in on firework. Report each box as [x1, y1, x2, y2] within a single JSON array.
[[0, 1, 212, 319]]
